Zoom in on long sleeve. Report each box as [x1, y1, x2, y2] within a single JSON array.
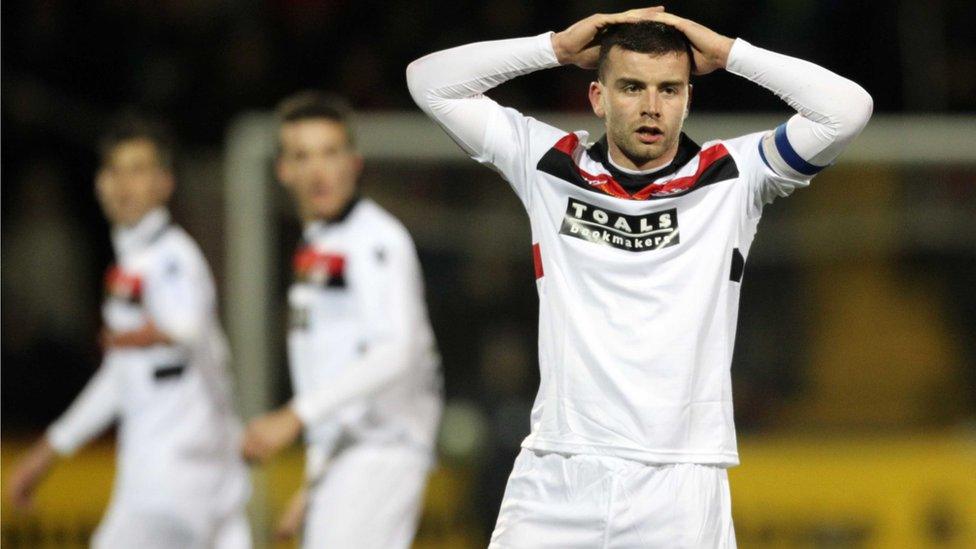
[[726, 39, 873, 183], [407, 32, 560, 158], [290, 233, 428, 426], [46, 357, 122, 456], [407, 33, 567, 205]]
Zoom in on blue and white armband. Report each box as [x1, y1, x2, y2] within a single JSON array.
[[758, 123, 828, 180]]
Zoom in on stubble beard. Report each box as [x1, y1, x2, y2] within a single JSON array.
[[610, 125, 680, 170]]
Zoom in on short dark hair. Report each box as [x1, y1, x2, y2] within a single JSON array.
[[275, 91, 355, 147], [596, 22, 695, 82], [98, 111, 176, 170]]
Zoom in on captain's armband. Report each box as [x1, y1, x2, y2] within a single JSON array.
[[758, 124, 827, 180]]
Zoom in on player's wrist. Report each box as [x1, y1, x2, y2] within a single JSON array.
[[714, 36, 735, 70], [723, 38, 755, 77], [288, 399, 313, 427], [550, 32, 571, 65], [44, 428, 75, 457]]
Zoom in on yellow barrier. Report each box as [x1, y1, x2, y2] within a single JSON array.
[[0, 438, 481, 548], [1, 438, 114, 548], [731, 434, 976, 548], [3, 434, 974, 548]]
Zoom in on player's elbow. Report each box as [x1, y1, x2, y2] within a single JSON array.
[[836, 83, 874, 139], [405, 59, 432, 113], [158, 316, 205, 349], [406, 56, 458, 118], [847, 85, 874, 129]]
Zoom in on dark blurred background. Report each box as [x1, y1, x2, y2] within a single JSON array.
[[3, 1, 976, 548]]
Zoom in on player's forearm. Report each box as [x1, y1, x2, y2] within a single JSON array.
[[289, 337, 416, 426], [46, 360, 121, 455], [151, 313, 205, 349], [726, 39, 873, 174], [407, 32, 559, 107], [406, 32, 559, 155], [104, 321, 176, 348]]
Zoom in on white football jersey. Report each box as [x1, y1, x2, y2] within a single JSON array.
[[286, 198, 441, 459], [408, 32, 871, 466], [47, 208, 249, 513], [480, 115, 806, 465]]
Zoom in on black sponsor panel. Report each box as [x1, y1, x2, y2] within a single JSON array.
[[559, 197, 679, 252]]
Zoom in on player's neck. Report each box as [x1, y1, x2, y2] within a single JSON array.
[[111, 207, 170, 256], [607, 142, 679, 174], [303, 195, 361, 227]]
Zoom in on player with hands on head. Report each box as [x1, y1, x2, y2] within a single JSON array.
[[409, 5, 871, 547], [6, 114, 251, 549]]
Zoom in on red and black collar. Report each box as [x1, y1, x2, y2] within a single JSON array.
[[537, 132, 738, 200]]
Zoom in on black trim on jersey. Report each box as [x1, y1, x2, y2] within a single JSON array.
[[588, 133, 702, 191], [291, 241, 348, 290], [326, 273, 347, 289], [294, 198, 357, 291], [154, 363, 186, 381], [326, 194, 361, 225], [147, 223, 172, 246], [537, 133, 739, 200], [730, 248, 745, 283]]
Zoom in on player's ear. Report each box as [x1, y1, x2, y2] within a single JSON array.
[[95, 168, 109, 194], [589, 81, 606, 119], [158, 170, 176, 203], [351, 152, 364, 180], [275, 156, 293, 189]]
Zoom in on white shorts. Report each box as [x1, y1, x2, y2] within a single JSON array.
[[489, 449, 736, 549], [92, 502, 251, 549], [302, 443, 432, 549]]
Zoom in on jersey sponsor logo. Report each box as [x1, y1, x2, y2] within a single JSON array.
[[559, 198, 679, 252], [293, 246, 347, 288], [104, 265, 143, 304]]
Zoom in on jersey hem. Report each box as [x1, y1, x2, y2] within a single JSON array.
[[522, 438, 740, 467]]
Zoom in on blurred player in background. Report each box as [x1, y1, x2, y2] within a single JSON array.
[[409, 6, 871, 547], [6, 115, 252, 548], [240, 92, 442, 548]]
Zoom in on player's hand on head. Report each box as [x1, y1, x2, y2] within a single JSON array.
[[644, 12, 734, 75], [241, 407, 303, 464], [552, 6, 666, 68]]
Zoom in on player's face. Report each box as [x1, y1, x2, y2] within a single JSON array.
[[589, 47, 691, 171], [95, 139, 174, 227], [277, 119, 363, 222]]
